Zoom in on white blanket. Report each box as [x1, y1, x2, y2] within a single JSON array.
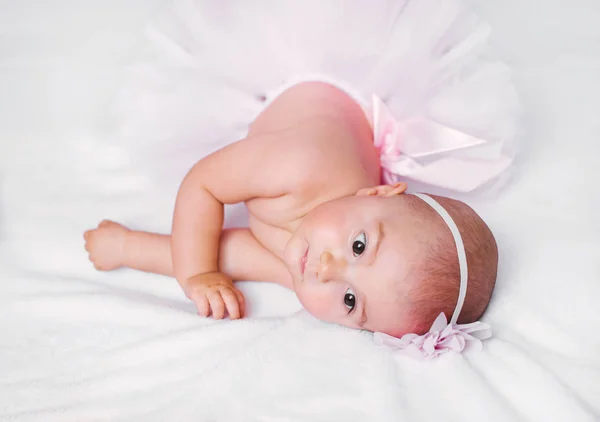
[[1, 0, 599, 421]]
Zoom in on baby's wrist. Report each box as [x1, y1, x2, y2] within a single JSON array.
[[120, 230, 134, 267], [185, 271, 226, 285], [179, 272, 231, 296]]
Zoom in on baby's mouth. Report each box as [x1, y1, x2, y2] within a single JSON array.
[[300, 245, 309, 276]]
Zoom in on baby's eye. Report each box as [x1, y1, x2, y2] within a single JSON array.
[[344, 288, 356, 312], [352, 232, 367, 257]]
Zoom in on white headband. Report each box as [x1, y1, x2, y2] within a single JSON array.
[[373, 193, 491, 359], [412, 193, 468, 325]]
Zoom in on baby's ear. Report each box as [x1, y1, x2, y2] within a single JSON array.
[[356, 182, 408, 197]]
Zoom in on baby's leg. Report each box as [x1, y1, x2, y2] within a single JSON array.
[[84, 220, 171, 275], [84, 221, 291, 286]]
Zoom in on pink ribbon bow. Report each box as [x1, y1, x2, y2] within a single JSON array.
[[371, 95, 512, 192], [373, 313, 492, 360]]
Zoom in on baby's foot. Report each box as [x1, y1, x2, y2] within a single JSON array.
[[84, 220, 130, 271]]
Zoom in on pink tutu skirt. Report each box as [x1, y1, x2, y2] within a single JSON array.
[[114, 0, 522, 197]]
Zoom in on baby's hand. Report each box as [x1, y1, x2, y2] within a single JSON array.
[[183, 272, 245, 320]]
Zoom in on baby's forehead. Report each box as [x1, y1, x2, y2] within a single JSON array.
[[363, 218, 431, 291], [360, 276, 414, 335], [380, 213, 438, 256], [363, 233, 419, 296]]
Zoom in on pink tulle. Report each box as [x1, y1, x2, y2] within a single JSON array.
[[371, 95, 512, 192], [373, 313, 492, 360]]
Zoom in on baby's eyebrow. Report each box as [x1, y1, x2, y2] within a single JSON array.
[[372, 221, 384, 264], [359, 299, 368, 328], [358, 223, 383, 328]]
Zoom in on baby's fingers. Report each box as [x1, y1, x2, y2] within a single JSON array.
[[221, 288, 242, 320], [234, 289, 246, 318], [207, 291, 226, 320], [192, 294, 210, 317]]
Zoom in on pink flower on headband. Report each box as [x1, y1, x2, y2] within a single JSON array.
[[373, 313, 492, 360]]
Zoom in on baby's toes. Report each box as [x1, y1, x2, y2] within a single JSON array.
[[91, 259, 105, 271], [88, 251, 111, 272], [93, 261, 106, 271], [86, 247, 99, 267], [83, 231, 95, 252], [83, 230, 94, 243]]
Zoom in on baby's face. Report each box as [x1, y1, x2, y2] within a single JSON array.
[[284, 194, 430, 337]]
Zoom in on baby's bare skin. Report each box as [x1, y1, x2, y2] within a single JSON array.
[[84, 220, 129, 271], [86, 81, 423, 334], [86, 82, 377, 295]]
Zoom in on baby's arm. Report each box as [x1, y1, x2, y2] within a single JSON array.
[[171, 131, 294, 314]]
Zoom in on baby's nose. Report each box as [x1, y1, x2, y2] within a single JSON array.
[[317, 251, 347, 283]]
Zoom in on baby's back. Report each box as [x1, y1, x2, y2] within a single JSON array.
[[244, 82, 381, 258]]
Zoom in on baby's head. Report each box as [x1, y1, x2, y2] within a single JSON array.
[[283, 183, 497, 336]]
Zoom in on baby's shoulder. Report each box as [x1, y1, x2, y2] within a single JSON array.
[[275, 118, 364, 190], [245, 119, 365, 223]]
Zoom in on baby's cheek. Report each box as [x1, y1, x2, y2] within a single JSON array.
[[303, 208, 349, 242], [295, 287, 338, 323]]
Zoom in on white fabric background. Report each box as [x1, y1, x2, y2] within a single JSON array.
[[1, 1, 599, 421]]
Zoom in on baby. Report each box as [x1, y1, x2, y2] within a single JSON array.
[[84, 81, 497, 338]]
